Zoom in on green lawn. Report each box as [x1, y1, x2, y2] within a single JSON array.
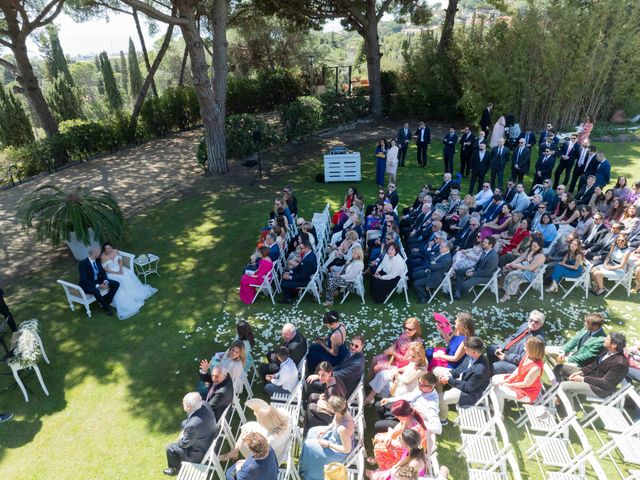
[[0, 136, 639, 479]]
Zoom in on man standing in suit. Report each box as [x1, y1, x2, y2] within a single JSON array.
[[479, 103, 493, 137], [574, 145, 598, 193], [459, 126, 475, 178], [518, 128, 536, 149], [538, 123, 554, 145], [414, 241, 453, 303], [164, 392, 218, 476], [469, 143, 492, 194], [556, 332, 629, 409], [415, 121, 431, 168], [490, 137, 510, 190], [532, 147, 556, 189], [199, 365, 234, 420], [554, 134, 579, 188], [397, 122, 412, 167], [511, 138, 531, 183], [568, 141, 590, 193], [594, 152, 611, 187], [437, 337, 491, 424], [453, 237, 499, 300], [474, 130, 488, 150], [442, 126, 458, 174], [280, 241, 317, 303], [259, 323, 307, 379], [487, 311, 546, 374], [78, 247, 119, 316]]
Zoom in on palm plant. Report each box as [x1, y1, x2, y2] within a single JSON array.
[[16, 185, 124, 247]]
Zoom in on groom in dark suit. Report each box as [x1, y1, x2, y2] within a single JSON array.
[[78, 247, 119, 316]]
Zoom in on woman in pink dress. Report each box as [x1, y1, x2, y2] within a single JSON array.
[[480, 204, 513, 241], [370, 317, 423, 374], [239, 246, 273, 304], [577, 115, 593, 145]]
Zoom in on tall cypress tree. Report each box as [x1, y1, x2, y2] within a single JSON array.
[[128, 38, 143, 99], [0, 83, 34, 147], [41, 26, 74, 86], [119, 50, 129, 97], [98, 52, 122, 111], [47, 76, 84, 121], [95, 55, 105, 95]]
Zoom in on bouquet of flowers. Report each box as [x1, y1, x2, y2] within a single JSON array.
[[8, 319, 42, 368], [136, 254, 149, 264]]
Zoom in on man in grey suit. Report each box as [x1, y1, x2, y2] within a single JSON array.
[[164, 392, 218, 476], [414, 241, 453, 303], [453, 236, 499, 300]]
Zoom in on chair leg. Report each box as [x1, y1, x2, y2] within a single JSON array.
[[11, 365, 29, 402], [37, 336, 50, 364], [84, 302, 92, 318], [33, 365, 49, 396]]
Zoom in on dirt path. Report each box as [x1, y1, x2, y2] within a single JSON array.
[[0, 120, 447, 282]]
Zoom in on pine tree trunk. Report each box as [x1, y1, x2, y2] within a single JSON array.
[[130, 21, 175, 132], [178, 46, 189, 86], [132, 7, 158, 98], [438, 0, 459, 55], [363, 4, 382, 120], [209, 0, 229, 175]]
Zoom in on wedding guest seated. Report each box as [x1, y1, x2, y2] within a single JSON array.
[[369, 400, 429, 470], [225, 432, 278, 480], [500, 238, 546, 302], [264, 347, 298, 397], [371, 243, 407, 303], [429, 312, 474, 372], [306, 311, 349, 372], [367, 429, 428, 480], [487, 310, 546, 374], [330, 208, 361, 245], [534, 212, 557, 248], [199, 365, 234, 420], [323, 230, 361, 273], [621, 205, 640, 236], [510, 184, 531, 212], [100, 242, 156, 320], [371, 317, 424, 375], [374, 372, 441, 435], [553, 198, 580, 236], [258, 323, 307, 379], [479, 194, 505, 224], [591, 234, 632, 295], [547, 313, 606, 369], [367, 233, 398, 273], [283, 185, 298, 216], [164, 392, 218, 476], [581, 211, 607, 245], [413, 241, 453, 304], [219, 399, 290, 464], [546, 238, 585, 293], [365, 343, 428, 404], [299, 396, 354, 480], [573, 206, 594, 239], [201, 340, 246, 394], [307, 335, 366, 399], [331, 186, 357, 226], [447, 203, 469, 236], [491, 337, 545, 411], [279, 240, 317, 304], [371, 220, 400, 263], [453, 236, 499, 300], [436, 337, 491, 425], [78, 247, 120, 316], [585, 222, 622, 265], [452, 231, 483, 271], [556, 332, 629, 409], [323, 247, 365, 307], [286, 231, 312, 269], [500, 217, 530, 256], [239, 246, 274, 304], [480, 204, 512, 241], [409, 230, 447, 275], [304, 362, 347, 431], [452, 214, 480, 252]]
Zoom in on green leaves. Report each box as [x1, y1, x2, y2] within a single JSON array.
[[16, 184, 124, 247]]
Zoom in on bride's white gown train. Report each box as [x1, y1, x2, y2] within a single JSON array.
[[103, 255, 157, 320]]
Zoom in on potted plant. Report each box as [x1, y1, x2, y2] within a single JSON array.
[[16, 185, 124, 260]]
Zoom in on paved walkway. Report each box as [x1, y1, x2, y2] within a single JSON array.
[[0, 120, 447, 282]]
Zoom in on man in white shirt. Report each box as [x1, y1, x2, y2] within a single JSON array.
[[474, 182, 494, 209], [374, 372, 442, 435], [510, 184, 531, 213], [264, 347, 298, 396]]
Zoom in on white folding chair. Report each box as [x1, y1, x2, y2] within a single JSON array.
[[597, 422, 640, 474], [527, 418, 591, 471], [467, 451, 523, 480], [559, 261, 591, 299], [604, 264, 635, 298], [458, 415, 513, 473], [581, 383, 637, 435], [471, 268, 501, 304], [177, 462, 209, 480], [428, 266, 454, 304], [340, 273, 366, 304], [295, 269, 322, 305], [383, 272, 410, 305], [518, 264, 547, 300], [455, 386, 501, 433], [56, 279, 98, 317], [249, 271, 277, 304]]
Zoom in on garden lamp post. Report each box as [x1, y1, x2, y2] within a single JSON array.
[[308, 54, 316, 91]]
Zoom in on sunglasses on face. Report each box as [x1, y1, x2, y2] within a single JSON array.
[[350, 342, 361, 348]]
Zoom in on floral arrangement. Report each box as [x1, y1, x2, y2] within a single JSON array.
[[8, 319, 42, 368], [136, 254, 150, 264]]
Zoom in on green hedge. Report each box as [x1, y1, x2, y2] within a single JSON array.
[[280, 96, 323, 140]]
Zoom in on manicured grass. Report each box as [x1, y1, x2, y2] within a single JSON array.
[[0, 137, 638, 479]]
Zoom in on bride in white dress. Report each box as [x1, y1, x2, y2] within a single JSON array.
[[100, 243, 157, 320]]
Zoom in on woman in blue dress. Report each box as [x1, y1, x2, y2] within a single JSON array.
[[299, 396, 354, 480], [534, 212, 557, 248], [428, 312, 475, 372], [546, 238, 585, 293], [375, 139, 387, 188], [306, 311, 349, 373]]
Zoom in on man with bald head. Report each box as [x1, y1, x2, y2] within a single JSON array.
[[258, 323, 307, 379], [78, 247, 120, 316]]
